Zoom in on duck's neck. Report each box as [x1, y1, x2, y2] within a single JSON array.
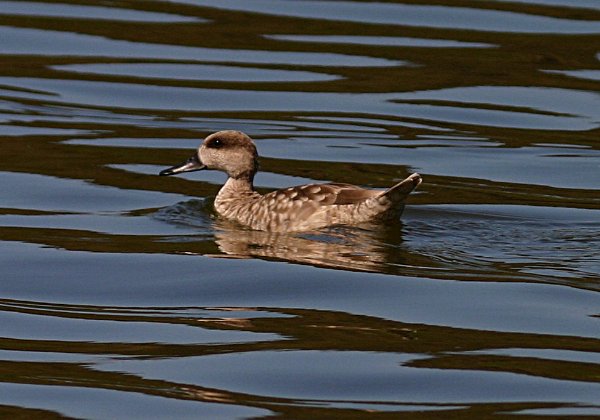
[[217, 174, 257, 200]]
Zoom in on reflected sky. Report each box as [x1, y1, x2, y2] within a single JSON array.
[[1, 239, 598, 336], [97, 350, 600, 403], [2, 1, 600, 418], [491, 0, 600, 11], [0, 171, 186, 212], [0, 383, 270, 419], [267, 35, 495, 48], [1, 77, 597, 131], [169, 0, 600, 33], [0, 308, 277, 344], [543, 69, 600, 81], [0, 0, 202, 22], [52, 63, 340, 82], [0, 26, 400, 67]]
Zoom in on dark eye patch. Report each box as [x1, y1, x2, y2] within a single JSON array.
[[207, 137, 224, 148]]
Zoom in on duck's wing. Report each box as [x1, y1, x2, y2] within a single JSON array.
[[266, 183, 380, 208], [260, 183, 378, 222], [320, 183, 382, 204], [257, 177, 421, 227]]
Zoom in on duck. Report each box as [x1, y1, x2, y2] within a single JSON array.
[[159, 130, 422, 232]]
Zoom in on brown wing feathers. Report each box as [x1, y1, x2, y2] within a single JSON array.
[[267, 183, 378, 207]]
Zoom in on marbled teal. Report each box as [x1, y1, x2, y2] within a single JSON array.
[[159, 130, 422, 232]]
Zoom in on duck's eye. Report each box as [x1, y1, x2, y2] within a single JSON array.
[[210, 138, 223, 148]]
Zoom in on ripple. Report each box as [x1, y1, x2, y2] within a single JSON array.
[[462, 348, 600, 364], [393, 86, 600, 122], [2, 0, 600, 416], [543, 69, 600, 81], [1, 78, 596, 131], [491, 0, 600, 11], [267, 34, 495, 48], [96, 350, 600, 404], [514, 407, 600, 416], [0, 171, 187, 213], [172, 0, 600, 33], [52, 63, 340, 83], [0, 383, 269, 419], [0, 1, 203, 22], [0, 26, 400, 67], [0, 212, 187, 236], [403, 205, 600, 282], [0, 124, 92, 136], [0, 305, 275, 344]]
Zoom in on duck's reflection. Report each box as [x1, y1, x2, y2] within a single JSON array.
[[211, 217, 406, 273], [157, 199, 436, 275]]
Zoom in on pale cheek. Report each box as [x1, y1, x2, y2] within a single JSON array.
[[199, 149, 217, 168]]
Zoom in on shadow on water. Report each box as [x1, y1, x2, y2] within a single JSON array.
[[1, 0, 600, 418]]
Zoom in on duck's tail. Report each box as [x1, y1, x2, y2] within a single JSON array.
[[378, 173, 422, 203]]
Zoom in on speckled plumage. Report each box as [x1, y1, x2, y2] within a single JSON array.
[[160, 130, 422, 232]]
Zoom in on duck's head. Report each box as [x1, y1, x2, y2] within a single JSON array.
[[159, 130, 258, 179]]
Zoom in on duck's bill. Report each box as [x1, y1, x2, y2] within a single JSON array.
[[159, 155, 206, 176]]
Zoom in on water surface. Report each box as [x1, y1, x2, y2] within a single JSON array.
[[1, 0, 599, 418]]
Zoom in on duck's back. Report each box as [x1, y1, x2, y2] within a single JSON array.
[[215, 175, 420, 232]]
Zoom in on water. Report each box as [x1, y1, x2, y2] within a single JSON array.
[[1, 0, 599, 418]]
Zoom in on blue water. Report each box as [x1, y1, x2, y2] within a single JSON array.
[[1, 0, 599, 418]]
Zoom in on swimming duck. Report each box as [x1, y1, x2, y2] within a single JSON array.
[[159, 130, 422, 232]]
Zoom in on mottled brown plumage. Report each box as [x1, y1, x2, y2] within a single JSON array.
[[160, 130, 422, 232]]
